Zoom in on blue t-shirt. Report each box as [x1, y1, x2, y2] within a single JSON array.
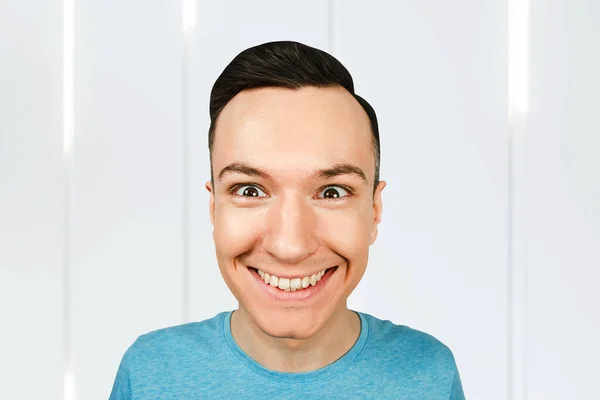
[[109, 310, 465, 399]]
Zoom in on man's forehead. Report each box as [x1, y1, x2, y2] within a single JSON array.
[[210, 86, 375, 184]]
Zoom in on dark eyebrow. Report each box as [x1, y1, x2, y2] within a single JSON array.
[[217, 162, 368, 184], [312, 162, 368, 184], [217, 162, 272, 182]]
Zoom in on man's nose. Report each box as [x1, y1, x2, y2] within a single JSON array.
[[262, 195, 319, 265]]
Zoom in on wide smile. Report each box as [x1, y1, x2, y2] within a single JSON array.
[[246, 265, 339, 302]]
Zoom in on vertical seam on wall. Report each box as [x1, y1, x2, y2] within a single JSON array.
[[328, 0, 335, 54], [508, 0, 530, 397], [182, 1, 191, 325], [508, 112, 514, 400], [509, 115, 528, 400], [508, 2, 515, 398], [63, 107, 72, 400], [63, 0, 75, 396]]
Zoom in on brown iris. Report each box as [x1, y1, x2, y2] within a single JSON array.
[[322, 188, 341, 198], [242, 187, 261, 197]]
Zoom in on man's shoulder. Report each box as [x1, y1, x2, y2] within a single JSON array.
[[125, 311, 228, 361], [359, 312, 465, 399], [360, 312, 458, 369]]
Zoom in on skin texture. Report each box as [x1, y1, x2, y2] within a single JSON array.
[[206, 86, 386, 372]]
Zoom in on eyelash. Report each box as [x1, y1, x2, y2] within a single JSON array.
[[228, 183, 354, 200]]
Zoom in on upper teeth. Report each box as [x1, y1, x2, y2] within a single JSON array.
[[257, 268, 328, 291]]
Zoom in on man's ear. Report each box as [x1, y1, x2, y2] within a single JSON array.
[[370, 180, 386, 245], [205, 180, 215, 226]]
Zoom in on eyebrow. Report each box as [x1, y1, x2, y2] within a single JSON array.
[[217, 162, 271, 181], [217, 162, 368, 184], [313, 162, 368, 183]]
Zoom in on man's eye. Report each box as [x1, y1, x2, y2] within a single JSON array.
[[317, 186, 351, 199], [233, 185, 267, 198]]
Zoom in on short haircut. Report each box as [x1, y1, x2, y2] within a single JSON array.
[[208, 40, 380, 189]]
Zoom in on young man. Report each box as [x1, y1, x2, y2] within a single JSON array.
[[109, 41, 465, 399]]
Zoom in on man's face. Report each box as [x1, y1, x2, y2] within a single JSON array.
[[207, 86, 385, 339]]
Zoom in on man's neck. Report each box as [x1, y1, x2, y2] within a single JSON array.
[[230, 306, 361, 373]]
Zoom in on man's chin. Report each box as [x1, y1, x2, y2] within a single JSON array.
[[252, 312, 324, 341], [260, 326, 318, 341]]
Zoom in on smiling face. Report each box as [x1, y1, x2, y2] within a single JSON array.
[[207, 86, 385, 340]]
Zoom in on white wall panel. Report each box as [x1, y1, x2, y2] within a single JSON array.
[[188, 0, 330, 321], [72, 1, 184, 398], [334, 2, 509, 399], [0, 1, 64, 399], [526, 1, 600, 398]]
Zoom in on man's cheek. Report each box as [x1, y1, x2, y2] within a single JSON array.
[[327, 212, 371, 260], [320, 211, 371, 248], [214, 208, 262, 251]]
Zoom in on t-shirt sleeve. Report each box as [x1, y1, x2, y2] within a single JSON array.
[[108, 346, 133, 400], [449, 370, 466, 400]]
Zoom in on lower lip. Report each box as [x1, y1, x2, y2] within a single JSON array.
[[247, 266, 338, 302]]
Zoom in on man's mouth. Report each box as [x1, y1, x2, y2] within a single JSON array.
[[248, 266, 338, 292]]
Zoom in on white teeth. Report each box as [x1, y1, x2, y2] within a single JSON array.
[[269, 275, 279, 287], [278, 278, 290, 290], [255, 267, 332, 291], [290, 278, 301, 290]]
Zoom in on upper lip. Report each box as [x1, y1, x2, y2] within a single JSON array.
[[248, 265, 334, 279]]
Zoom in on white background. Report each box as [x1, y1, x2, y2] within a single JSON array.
[[1, 0, 598, 399]]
